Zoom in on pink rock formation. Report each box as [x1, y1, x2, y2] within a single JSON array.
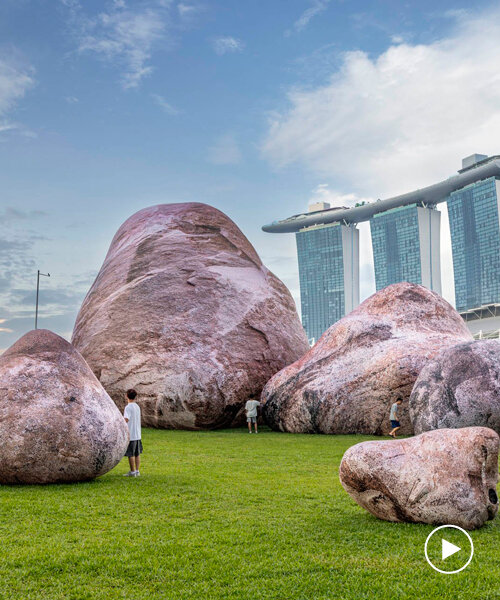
[[72, 203, 309, 429], [262, 282, 472, 435], [339, 427, 499, 530], [0, 330, 129, 484], [411, 340, 500, 435]]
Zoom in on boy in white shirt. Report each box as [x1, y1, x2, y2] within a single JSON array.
[[245, 399, 260, 433], [123, 389, 142, 477]]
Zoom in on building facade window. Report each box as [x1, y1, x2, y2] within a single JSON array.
[[296, 224, 345, 342], [447, 177, 500, 311], [370, 204, 422, 290]]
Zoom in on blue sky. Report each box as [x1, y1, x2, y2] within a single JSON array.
[[1, 0, 500, 351]]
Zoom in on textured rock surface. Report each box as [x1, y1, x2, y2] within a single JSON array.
[[410, 340, 500, 435], [262, 282, 473, 435], [339, 427, 499, 529], [72, 203, 309, 429], [0, 329, 129, 484]]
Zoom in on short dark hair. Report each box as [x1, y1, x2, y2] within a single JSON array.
[[126, 389, 137, 400], [396, 397, 403, 402]]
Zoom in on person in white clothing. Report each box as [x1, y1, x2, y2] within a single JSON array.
[[245, 399, 260, 433], [123, 389, 142, 477]]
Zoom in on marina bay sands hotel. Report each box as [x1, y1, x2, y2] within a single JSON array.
[[263, 154, 500, 342]]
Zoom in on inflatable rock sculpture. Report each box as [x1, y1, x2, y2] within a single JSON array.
[[262, 282, 472, 435], [339, 427, 499, 529], [0, 329, 129, 484], [411, 340, 500, 435], [72, 203, 309, 429]]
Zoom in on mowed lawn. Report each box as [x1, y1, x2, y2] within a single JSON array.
[[1, 429, 499, 600]]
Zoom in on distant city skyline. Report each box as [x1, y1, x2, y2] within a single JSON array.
[[2, 1, 500, 351], [265, 156, 500, 341]]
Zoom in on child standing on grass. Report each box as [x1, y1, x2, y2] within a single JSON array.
[[389, 397, 403, 438], [123, 389, 142, 477], [245, 399, 260, 433]]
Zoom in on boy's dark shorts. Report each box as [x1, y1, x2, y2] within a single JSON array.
[[391, 420, 400, 428], [125, 440, 143, 457]]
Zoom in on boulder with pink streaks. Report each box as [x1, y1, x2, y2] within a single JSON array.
[[339, 427, 499, 529], [0, 329, 129, 484], [72, 203, 309, 430], [410, 340, 500, 435], [262, 282, 473, 435]]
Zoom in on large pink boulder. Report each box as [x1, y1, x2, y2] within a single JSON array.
[[262, 282, 472, 435], [0, 330, 129, 484], [411, 340, 500, 435], [72, 203, 309, 429], [339, 427, 499, 530]]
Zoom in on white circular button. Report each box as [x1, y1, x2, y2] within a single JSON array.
[[424, 524, 474, 574]]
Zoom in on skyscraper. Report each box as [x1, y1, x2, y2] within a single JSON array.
[[370, 204, 441, 294], [263, 154, 500, 341], [296, 222, 359, 343], [447, 176, 500, 311]]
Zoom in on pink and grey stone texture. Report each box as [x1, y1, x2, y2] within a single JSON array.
[[410, 340, 500, 435], [72, 203, 309, 430], [0, 329, 129, 484], [262, 282, 473, 435], [339, 427, 499, 530]]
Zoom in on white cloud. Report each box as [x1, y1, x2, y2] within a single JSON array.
[[0, 56, 34, 139], [212, 36, 244, 56], [62, 1, 172, 89], [65, 95, 79, 103], [263, 8, 500, 199], [0, 57, 34, 118], [178, 3, 196, 17], [207, 133, 242, 165], [308, 183, 373, 208], [60, 0, 81, 7], [151, 93, 180, 115], [0, 122, 18, 134], [263, 8, 500, 309], [291, 0, 331, 33]]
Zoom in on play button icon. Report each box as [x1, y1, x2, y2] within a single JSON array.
[[425, 525, 474, 574], [442, 538, 461, 560]]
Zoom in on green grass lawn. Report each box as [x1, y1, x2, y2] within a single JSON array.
[[1, 428, 499, 600]]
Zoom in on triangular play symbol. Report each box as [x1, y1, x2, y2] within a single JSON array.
[[442, 538, 461, 560]]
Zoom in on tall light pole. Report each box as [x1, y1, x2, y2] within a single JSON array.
[[35, 270, 50, 330]]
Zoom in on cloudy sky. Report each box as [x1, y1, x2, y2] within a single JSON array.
[[1, 0, 500, 352]]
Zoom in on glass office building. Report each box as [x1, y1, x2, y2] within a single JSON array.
[[370, 204, 441, 294], [264, 154, 500, 339], [296, 223, 358, 342], [370, 205, 422, 290], [447, 176, 500, 311]]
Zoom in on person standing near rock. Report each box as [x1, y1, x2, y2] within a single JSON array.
[[389, 398, 403, 438], [245, 399, 260, 433], [123, 389, 142, 477]]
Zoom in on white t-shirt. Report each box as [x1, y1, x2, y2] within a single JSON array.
[[124, 402, 141, 441], [245, 400, 260, 418]]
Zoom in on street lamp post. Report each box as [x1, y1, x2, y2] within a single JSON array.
[[35, 270, 50, 330]]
